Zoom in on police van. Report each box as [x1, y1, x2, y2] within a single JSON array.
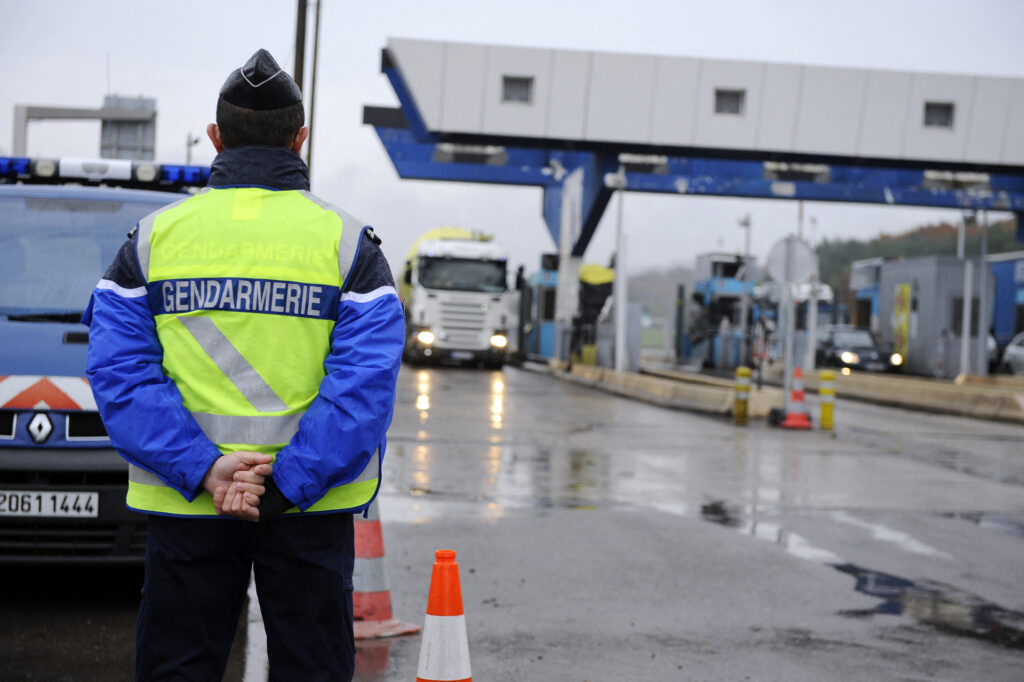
[[0, 156, 207, 562]]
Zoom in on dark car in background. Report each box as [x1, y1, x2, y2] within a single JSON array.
[[815, 325, 904, 373]]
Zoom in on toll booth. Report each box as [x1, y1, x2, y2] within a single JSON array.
[[989, 252, 1024, 349], [877, 256, 993, 378], [851, 257, 885, 333], [522, 254, 560, 359], [687, 252, 758, 369]]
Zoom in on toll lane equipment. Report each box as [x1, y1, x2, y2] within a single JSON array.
[[819, 369, 836, 430], [781, 366, 813, 430], [733, 366, 751, 426], [416, 549, 472, 682], [353, 500, 421, 640]]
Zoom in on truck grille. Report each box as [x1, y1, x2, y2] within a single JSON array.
[[0, 520, 147, 561], [439, 300, 486, 347]]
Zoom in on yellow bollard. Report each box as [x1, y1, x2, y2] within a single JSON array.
[[819, 369, 835, 430], [734, 366, 751, 426]]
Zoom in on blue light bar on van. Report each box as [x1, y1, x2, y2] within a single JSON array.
[[161, 164, 212, 185], [0, 156, 210, 189], [0, 157, 30, 177]]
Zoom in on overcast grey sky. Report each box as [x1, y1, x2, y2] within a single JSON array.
[[3, 0, 1023, 276]]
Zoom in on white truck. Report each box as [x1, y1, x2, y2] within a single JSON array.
[[399, 228, 512, 368]]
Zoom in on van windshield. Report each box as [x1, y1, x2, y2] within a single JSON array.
[[0, 194, 171, 315], [418, 257, 507, 293]]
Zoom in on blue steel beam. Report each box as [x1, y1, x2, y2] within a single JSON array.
[[370, 122, 1024, 251]]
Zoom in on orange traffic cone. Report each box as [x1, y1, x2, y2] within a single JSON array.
[[353, 500, 422, 639], [781, 366, 813, 429], [416, 550, 472, 682]]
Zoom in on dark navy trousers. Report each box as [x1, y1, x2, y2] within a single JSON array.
[[136, 512, 355, 682]]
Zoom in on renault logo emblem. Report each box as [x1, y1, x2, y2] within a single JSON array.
[[27, 413, 53, 444]]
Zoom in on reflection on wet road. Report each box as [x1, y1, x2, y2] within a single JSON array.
[[378, 364, 1024, 666], [385, 366, 1024, 519]]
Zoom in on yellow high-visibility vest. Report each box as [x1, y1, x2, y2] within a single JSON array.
[[126, 187, 378, 516]]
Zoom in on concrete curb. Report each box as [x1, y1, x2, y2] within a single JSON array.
[[559, 364, 783, 419], [818, 373, 1024, 423], [533, 360, 1024, 424]]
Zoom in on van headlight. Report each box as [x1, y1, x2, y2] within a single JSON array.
[[489, 334, 508, 349], [890, 353, 903, 366], [840, 351, 860, 365], [416, 329, 436, 345]]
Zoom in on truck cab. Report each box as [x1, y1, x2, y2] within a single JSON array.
[[400, 231, 511, 368]]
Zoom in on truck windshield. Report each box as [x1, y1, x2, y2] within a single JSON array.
[[418, 257, 507, 293], [0, 195, 171, 315]]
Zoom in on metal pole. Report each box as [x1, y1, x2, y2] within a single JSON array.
[[783, 237, 795, 413], [614, 186, 628, 372], [977, 210, 989, 375], [957, 217, 966, 259], [12, 105, 28, 155], [306, 0, 322, 176], [959, 260, 974, 376], [738, 214, 752, 366], [293, 0, 308, 93], [805, 272, 819, 370], [185, 132, 199, 164], [675, 284, 687, 362]]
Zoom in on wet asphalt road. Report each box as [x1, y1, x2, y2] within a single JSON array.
[[3, 363, 1023, 680]]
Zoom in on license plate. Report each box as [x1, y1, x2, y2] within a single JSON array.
[[450, 351, 473, 360], [867, 362, 885, 371], [0, 490, 99, 518]]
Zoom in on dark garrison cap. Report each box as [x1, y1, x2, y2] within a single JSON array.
[[219, 49, 302, 111]]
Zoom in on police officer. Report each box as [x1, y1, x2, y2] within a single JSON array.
[[84, 49, 404, 681]]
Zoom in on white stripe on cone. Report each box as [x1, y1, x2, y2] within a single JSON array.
[[416, 614, 471, 680]]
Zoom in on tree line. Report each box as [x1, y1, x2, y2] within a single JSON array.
[[817, 218, 1020, 305]]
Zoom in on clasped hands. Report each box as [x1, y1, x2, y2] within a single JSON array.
[[201, 451, 275, 522]]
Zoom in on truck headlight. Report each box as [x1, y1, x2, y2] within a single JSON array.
[[890, 353, 903, 366], [416, 330, 436, 345], [840, 351, 859, 365], [489, 334, 508, 349]]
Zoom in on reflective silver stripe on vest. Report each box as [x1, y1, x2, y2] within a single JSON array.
[[128, 463, 165, 486], [178, 316, 289, 413], [135, 189, 208, 281], [298, 190, 362, 289], [354, 450, 381, 484], [191, 411, 303, 446]]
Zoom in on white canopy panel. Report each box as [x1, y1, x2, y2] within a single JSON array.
[[386, 37, 1024, 167]]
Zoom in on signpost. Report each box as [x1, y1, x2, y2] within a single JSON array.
[[766, 236, 817, 414]]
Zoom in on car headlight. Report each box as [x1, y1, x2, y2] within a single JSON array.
[[840, 351, 860, 365], [890, 353, 903, 366], [416, 329, 435, 345], [489, 333, 508, 349]]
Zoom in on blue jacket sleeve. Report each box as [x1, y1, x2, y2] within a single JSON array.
[[271, 229, 405, 510], [83, 234, 222, 500]]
